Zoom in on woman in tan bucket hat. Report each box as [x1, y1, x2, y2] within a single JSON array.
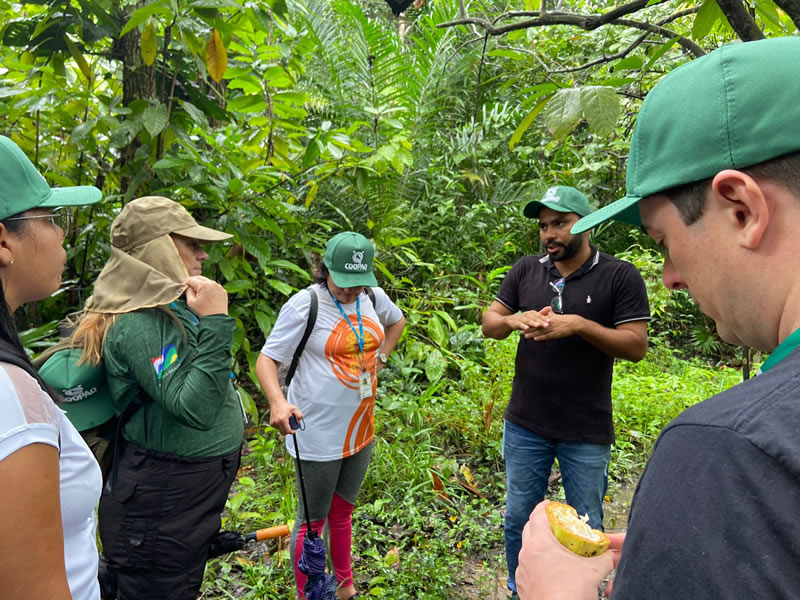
[[71, 196, 244, 600]]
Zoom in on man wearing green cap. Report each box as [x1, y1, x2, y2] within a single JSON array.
[[482, 185, 650, 596], [516, 36, 800, 600]]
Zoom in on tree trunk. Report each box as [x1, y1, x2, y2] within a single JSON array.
[[114, 3, 157, 200], [743, 346, 752, 380], [715, 0, 766, 41]]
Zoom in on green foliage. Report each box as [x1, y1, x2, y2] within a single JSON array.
[[0, 1, 764, 595], [611, 349, 741, 481], [543, 86, 621, 139], [200, 338, 738, 598]]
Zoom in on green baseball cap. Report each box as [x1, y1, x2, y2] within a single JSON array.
[[323, 231, 378, 288], [572, 37, 800, 234], [0, 135, 102, 220], [39, 349, 115, 431], [524, 186, 592, 218]]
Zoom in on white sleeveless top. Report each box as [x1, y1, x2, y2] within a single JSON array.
[[0, 364, 102, 599]]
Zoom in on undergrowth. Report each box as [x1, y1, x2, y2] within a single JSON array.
[[201, 338, 740, 599]]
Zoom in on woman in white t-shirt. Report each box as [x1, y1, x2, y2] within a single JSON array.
[[0, 136, 102, 600], [256, 232, 406, 600]]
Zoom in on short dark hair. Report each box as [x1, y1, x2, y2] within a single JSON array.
[[662, 151, 800, 225]]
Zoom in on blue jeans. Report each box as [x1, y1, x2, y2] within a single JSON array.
[[503, 420, 610, 593]]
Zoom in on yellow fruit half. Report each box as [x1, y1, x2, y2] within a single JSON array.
[[546, 502, 610, 557]]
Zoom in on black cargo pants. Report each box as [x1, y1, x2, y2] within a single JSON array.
[[99, 442, 240, 600]]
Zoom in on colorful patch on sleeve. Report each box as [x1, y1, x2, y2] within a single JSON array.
[[151, 343, 179, 379]]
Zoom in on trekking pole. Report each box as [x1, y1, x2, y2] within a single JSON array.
[[289, 415, 316, 539]]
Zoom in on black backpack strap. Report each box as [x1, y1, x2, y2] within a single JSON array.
[[284, 288, 318, 388], [365, 287, 375, 306]]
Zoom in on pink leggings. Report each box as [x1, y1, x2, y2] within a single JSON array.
[[293, 493, 355, 597], [290, 443, 373, 598]]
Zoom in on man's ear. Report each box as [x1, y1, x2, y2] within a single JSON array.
[[710, 169, 769, 250]]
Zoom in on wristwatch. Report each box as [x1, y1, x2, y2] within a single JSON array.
[[377, 352, 389, 365]]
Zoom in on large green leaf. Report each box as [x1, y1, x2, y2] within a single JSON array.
[[509, 94, 553, 151], [692, 0, 724, 40], [266, 279, 293, 296], [424, 348, 446, 383], [142, 103, 169, 137], [224, 279, 254, 293], [65, 36, 92, 80], [426, 314, 449, 349], [227, 94, 267, 113], [754, 0, 786, 33], [120, 1, 171, 37], [543, 88, 582, 140], [580, 86, 620, 136], [236, 386, 259, 424], [140, 22, 158, 66]]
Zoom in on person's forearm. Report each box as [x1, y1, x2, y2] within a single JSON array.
[[381, 316, 406, 356], [482, 310, 514, 339], [575, 318, 647, 361], [0, 445, 72, 600], [255, 353, 288, 410], [256, 353, 302, 434]]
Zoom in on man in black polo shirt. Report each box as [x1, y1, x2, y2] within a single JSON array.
[[482, 185, 650, 597]]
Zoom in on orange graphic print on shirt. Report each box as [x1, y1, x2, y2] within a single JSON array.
[[325, 314, 384, 457]]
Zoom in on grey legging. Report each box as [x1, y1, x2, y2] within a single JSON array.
[[289, 441, 374, 568]]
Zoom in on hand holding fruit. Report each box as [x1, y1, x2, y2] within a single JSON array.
[[515, 500, 622, 600]]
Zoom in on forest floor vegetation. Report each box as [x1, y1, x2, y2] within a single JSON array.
[[200, 339, 741, 599]]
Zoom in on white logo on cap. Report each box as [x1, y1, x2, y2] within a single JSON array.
[[543, 187, 561, 203], [345, 249, 368, 272], [61, 384, 98, 402]]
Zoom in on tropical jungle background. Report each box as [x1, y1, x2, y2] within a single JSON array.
[[1, 0, 796, 597]]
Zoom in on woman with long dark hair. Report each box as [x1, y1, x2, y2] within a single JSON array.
[[0, 136, 102, 599], [256, 232, 406, 600]]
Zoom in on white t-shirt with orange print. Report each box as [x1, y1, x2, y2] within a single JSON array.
[[261, 283, 403, 461]]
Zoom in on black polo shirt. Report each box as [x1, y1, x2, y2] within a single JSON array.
[[495, 245, 650, 444]]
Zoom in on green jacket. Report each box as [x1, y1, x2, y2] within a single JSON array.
[[104, 299, 243, 457]]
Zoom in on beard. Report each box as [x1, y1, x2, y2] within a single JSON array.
[[547, 235, 584, 262]]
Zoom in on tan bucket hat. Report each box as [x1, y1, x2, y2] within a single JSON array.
[[85, 196, 232, 314], [110, 196, 231, 251]]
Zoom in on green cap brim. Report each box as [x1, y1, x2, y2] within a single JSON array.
[[43, 185, 102, 208], [571, 196, 642, 234], [524, 200, 580, 219], [329, 270, 378, 288], [59, 392, 116, 431]]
